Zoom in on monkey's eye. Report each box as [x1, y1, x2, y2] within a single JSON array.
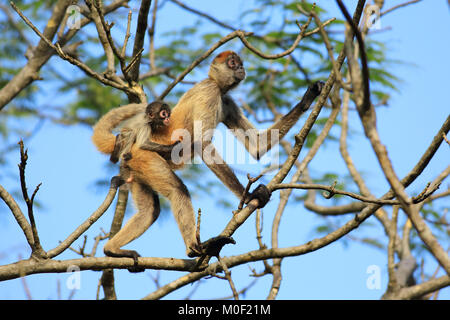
[[227, 58, 236, 69], [160, 110, 169, 118]]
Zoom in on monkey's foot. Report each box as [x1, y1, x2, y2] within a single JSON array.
[[111, 176, 126, 189], [104, 248, 145, 273], [126, 251, 145, 273], [201, 236, 236, 257], [245, 184, 271, 209]]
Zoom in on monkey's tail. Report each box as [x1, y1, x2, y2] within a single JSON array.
[[92, 103, 145, 154]]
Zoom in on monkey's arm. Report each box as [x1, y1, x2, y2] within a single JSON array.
[[92, 103, 145, 154], [223, 81, 324, 159], [140, 140, 181, 160]]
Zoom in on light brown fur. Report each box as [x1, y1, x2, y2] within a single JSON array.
[[92, 51, 322, 259]]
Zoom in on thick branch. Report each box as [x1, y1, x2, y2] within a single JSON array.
[[128, 0, 152, 82]]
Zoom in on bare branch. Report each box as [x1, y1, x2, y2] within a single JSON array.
[[0, 0, 130, 110], [128, 0, 152, 82], [85, 0, 116, 75], [443, 132, 450, 146], [158, 30, 252, 100], [9, 2, 132, 92], [0, 185, 34, 249], [381, 0, 422, 17], [18, 140, 46, 259], [217, 257, 239, 300], [148, 0, 158, 70], [47, 177, 122, 258], [121, 10, 132, 58]]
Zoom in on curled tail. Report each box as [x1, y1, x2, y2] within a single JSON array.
[[92, 103, 145, 155]]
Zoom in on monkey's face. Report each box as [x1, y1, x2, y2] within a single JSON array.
[[146, 102, 171, 130], [210, 51, 246, 92], [226, 53, 245, 83]]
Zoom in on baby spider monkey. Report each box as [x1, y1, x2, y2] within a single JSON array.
[[110, 101, 181, 185], [110, 101, 181, 163]]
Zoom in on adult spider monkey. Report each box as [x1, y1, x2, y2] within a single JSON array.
[[92, 50, 324, 261]]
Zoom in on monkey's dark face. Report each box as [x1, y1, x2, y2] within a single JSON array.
[[146, 102, 171, 130], [227, 53, 245, 83]]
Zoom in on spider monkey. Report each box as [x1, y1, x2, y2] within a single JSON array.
[[107, 101, 181, 186], [92, 50, 324, 262], [110, 101, 180, 165]]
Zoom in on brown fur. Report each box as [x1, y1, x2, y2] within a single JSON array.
[[92, 51, 321, 259], [92, 103, 146, 155]]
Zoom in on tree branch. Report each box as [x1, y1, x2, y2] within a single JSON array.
[[17, 140, 46, 259], [47, 177, 122, 259], [128, 0, 152, 82]]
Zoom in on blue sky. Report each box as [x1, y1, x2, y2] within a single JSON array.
[[0, 0, 449, 299]]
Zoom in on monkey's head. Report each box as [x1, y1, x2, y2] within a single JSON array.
[[145, 101, 171, 131], [209, 51, 245, 93]]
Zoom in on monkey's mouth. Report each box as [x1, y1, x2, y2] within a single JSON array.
[[234, 70, 245, 81], [163, 118, 170, 126]]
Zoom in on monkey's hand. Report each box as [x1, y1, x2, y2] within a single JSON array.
[[123, 152, 132, 161], [245, 184, 271, 209], [160, 140, 183, 160], [109, 134, 122, 164], [311, 80, 325, 97], [140, 140, 182, 160]]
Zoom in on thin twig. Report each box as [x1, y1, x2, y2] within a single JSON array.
[[234, 173, 264, 214], [47, 177, 121, 258], [336, 0, 370, 114], [18, 140, 46, 259], [0, 184, 34, 247], [121, 10, 132, 58], [10, 2, 131, 92], [272, 183, 439, 205], [442, 132, 450, 146], [217, 257, 239, 300], [92, 0, 130, 83], [309, 8, 351, 91], [381, 0, 422, 17], [196, 208, 202, 245], [148, 0, 158, 70], [85, 0, 116, 74], [123, 47, 145, 74], [158, 29, 252, 100], [128, 0, 152, 82]]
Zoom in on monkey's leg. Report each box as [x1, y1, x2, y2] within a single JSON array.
[[104, 182, 160, 266], [127, 149, 202, 257]]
